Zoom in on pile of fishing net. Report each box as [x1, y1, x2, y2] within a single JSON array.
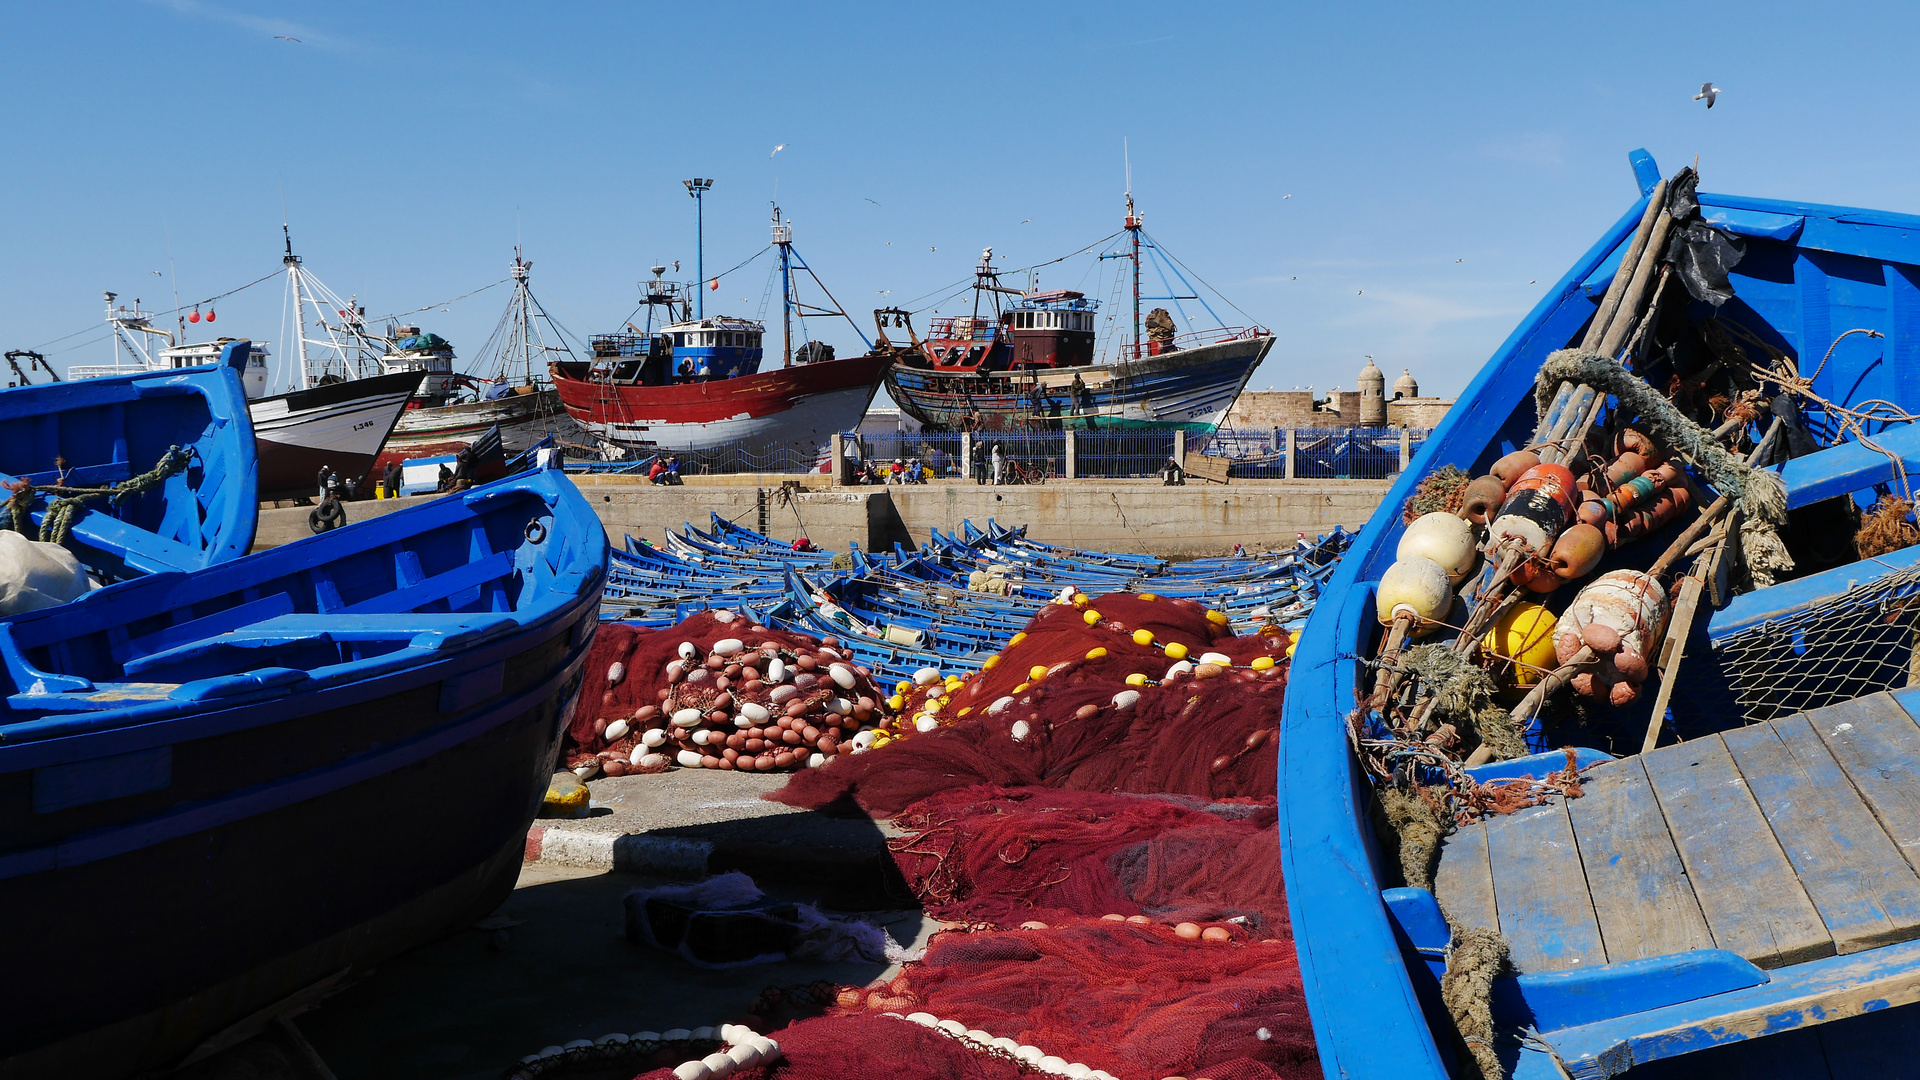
[[772, 592, 1290, 817], [629, 922, 1317, 1080], [563, 613, 886, 777]]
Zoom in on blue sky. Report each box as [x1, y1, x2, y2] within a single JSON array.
[[5, 1, 1917, 398]]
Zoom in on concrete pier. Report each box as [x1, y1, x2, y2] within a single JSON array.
[[255, 474, 1393, 558]]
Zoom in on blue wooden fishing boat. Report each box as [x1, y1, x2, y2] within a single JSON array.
[[1281, 150, 1920, 1077], [0, 462, 606, 1077], [0, 340, 257, 582]]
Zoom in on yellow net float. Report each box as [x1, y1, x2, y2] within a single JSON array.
[[1013, 682, 1031, 693], [1083, 609, 1102, 625], [1125, 673, 1150, 687], [1483, 601, 1560, 693], [1132, 629, 1155, 647], [983, 655, 1001, 670], [1139, 593, 1157, 601], [1250, 655, 1276, 670], [1009, 632, 1027, 647], [1205, 609, 1229, 626], [1085, 647, 1109, 660], [1164, 642, 1190, 661], [887, 694, 905, 710]]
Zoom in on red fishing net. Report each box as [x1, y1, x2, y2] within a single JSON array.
[[616, 593, 1319, 1080], [888, 786, 1287, 934], [772, 593, 1290, 816]]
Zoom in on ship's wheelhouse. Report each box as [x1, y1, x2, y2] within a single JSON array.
[[665, 318, 765, 382], [1003, 290, 1098, 370]]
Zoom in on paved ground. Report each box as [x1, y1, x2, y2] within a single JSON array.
[[171, 771, 921, 1080]]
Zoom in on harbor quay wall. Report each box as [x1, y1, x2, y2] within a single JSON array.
[[254, 475, 1392, 559]]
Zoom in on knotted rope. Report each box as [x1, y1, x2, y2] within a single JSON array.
[[1, 446, 192, 546]]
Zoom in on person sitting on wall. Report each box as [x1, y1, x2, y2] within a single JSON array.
[[435, 462, 454, 492], [661, 455, 683, 484], [1161, 457, 1185, 486], [889, 458, 906, 485]]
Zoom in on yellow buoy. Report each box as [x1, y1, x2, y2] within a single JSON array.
[[1125, 673, 1149, 687], [1139, 593, 1157, 601], [1250, 655, 1276, 671], [1073, 592, 1090, 607], [1483, 601, 1560, 690], [1085, 647, 1109, 660], [1164, 642, 1190, 661], [1286, 643, 1297, 658], [1132, 629, 1155, 647], [983, 655, 1001, 670], [1206, 609, 1229, 626], [1083, 609, 1102, 625], [1029, 664, 1048, 681], [871, 732, 892, 749], [1013, 682, 1030, 693], [887, 694, 905, 711], [896, 680, 912, 694], [1009, 632, 1027, 647], [958, 706, 972, 717]]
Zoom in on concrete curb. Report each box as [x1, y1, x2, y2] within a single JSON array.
[[524, 822, 896, 880]]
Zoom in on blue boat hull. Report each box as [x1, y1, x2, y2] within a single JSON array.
[[0, 467, 606, 1078]]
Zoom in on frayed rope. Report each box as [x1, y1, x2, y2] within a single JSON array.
[[1534, 349, 1784, 527]]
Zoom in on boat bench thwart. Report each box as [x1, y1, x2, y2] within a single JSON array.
[[1418, 687, 1920, 1077]]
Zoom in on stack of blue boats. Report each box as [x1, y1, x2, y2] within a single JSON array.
[[0, 343, 608, 1077], [604, 511, 1345, 687]]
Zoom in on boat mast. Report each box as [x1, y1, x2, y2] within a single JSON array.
[[284, 224, 313, 391], [511, 251, 532, 385], [1126, 192, 1142, 358], [773, 205, 794, 366]]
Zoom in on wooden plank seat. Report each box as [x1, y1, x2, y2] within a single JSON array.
[[1425, 688, 1920, 1076]]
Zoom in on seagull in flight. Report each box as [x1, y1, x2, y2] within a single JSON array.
[[864, 198, 881, 206], [1693, 82, 1720, 108], [1283, 194, 1292, 199], [274, 35, 301, 42], [930, 246, 937, 252], [770, 143, 787, 158]]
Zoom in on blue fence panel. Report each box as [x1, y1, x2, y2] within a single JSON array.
[[1076, 431, 1177, 478]]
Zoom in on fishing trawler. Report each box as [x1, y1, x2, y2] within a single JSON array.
[[1282, 149, 1920, 1078], [84, 230, 423, 500], [549, 204, 886, 458], [879, 195, 1274, 433], [375, 252, 584, 473]]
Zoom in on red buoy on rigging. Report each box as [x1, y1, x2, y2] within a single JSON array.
[[188, 308, 201, 323], [205, 309, 215, 322]]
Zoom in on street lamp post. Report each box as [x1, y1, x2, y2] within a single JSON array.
[[683, 178, 712, 319]]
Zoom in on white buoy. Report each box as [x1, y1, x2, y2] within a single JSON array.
[[1375, 556, 1454, 636], [1399, 512, 1479, 584]]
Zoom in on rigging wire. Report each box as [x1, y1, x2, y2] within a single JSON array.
[[1142, 228, 1262, 328], [29, 266, 286, 352], [364, 277, 511, 326]]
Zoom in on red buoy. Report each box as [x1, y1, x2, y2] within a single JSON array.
[[205, 309, 215, 322], [709, 278, 719, 291], [188, 309, 201, 323]]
